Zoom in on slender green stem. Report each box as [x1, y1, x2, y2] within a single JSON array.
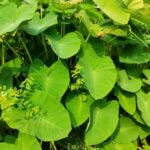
[[20, 38, 32, 63], [41, 33, 48, 60], [61, 23, 66, 37], [4, 40, 23, 63], [1, 44, 5, 65], [50, 141, 57, 150], [85, 33, 90, 42]]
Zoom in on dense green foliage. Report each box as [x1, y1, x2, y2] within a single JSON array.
[[0, 0, 150, 149]]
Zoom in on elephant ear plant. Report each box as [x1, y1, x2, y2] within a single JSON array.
[[0, 0, 150, 149]]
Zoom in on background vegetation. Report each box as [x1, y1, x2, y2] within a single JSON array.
[[0, 0, 150, 149]]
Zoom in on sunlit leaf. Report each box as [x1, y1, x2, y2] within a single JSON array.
[[85, 100, 119, 145], [45, 30, 81, 59], [123, 0, 144, 9], [79, 42, 117, 99], [16, 133, 41, 150], [0, 2, 37, 35], [114, 117, 140, 143], [116, 89, 136, 115], [0, 143, 16, 150], [137, 90, 150, 127], [21, 12, 57, 35], [118, 69, 142, 92], [93, 0, 130, 24], [101, 141, 137, 150], [2, 60, 71, 141]]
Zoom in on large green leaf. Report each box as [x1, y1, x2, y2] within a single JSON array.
[[123, 0, 144, 9], [116, 89, 136, 115], [2, 104, 71, 141], [45, 30, 81, 59], [0, 133, 41, 150], [77, 10, 127, 37], [21, 12, 57, 35], [119, 45, 150, 64], [101, 142, 137, 150], [79, 42, 117, 100], [0, 2, 37, 35], [0, 143, 16, 150], [2, 60, 71, 141], [85, 100, 119, 145], [16, 133, 41, 150], [117, 70, 142, 92], [137, 90, 150, 127], [92, 0, 130, 24], [114, 117, 140, 143], [28, 59, 69, 103], [131, 5, 150, 30], [65, 92, 94, 127]]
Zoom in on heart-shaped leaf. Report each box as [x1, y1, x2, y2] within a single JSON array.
[[21, 12, 57, 35], [79, 43, 117, 99], [0, 2, 37, 35], [45, 30, 81, 59], [85, 100, 119, 145]]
